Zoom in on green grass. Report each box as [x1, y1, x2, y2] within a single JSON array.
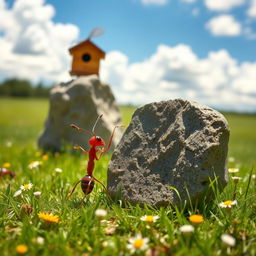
[[224, 113, 256, 166], [0, 98, 255, 256]]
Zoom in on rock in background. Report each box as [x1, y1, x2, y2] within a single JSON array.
[[38, 75, 123, 152], [107, 99, 229, 207]]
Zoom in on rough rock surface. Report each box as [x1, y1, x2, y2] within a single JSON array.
[[38, 75, 122, 151], [107, 99, 229, 207]]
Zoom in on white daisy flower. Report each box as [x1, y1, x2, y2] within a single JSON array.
[[221, 234, 236, 247], [13, 190, 22, 197], [127, 234, 149, 253], [179, 224, 195, 233], [5, 141, 13, 147], [231, 176, 242, 183], [1, 168, 8, 173], [55, 168, 63, 173], [33, 191, 42, 198], [140, 215, 159, 223], [252, 174, 256, 180], [28, 161, 42, 169], [102, 240, 115, 248], [20, 183, 33, 191], [228, 157, 235, 163], [36, 236, 45, 245], [228, 168, 239, 173], [95, 209, 107, 217], [219, 200, 237, 208]]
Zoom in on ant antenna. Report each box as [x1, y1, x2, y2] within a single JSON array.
[[92, 114, 103, 134]]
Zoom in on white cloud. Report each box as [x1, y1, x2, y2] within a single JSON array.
[[0, 0, 4, 8], [205, 15, 242, 36], [247, 0, 256, 18], [0, 0, 79, 83], [140, 0, 168, 5], [204, 0, 245, 11], [100, 45, 256, 112]]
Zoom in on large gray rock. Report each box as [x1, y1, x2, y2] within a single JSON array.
[[107, 99, 229, 207], [38, 75, 122, 152]]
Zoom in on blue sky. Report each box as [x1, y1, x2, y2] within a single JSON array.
[[1, 0, 256, 112], [47, 0, 255, 63]]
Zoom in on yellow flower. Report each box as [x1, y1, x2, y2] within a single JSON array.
[[3, 162, 10, 168], [219, 200, 237, 208], [16, 244, 28, 254], [42, 154, 48, 161], [38, 212, 60, 223], [140, 215, 159, 223], [20, 183, 33, 191], [189, 214, 204, 224], [127, 234, 149, 253]]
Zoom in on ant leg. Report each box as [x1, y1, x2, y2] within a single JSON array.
[[104, 125, 125, 153], [73, 145, 88, 155], [93, 176, 113, 202], [66, 180, 81, 200], [78, 194, 88, 208], [93, 176, 107, 191], [95, 148, 104, 161]]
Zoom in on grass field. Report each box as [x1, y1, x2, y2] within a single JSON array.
[[0, 98, 255, 256]]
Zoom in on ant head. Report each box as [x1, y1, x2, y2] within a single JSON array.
[[70, 114, 104, 146], [89, 136, 105, 147]]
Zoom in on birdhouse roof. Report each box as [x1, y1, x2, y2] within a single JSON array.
[[69, 39, 105, 58]]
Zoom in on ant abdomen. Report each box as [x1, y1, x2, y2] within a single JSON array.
[[81, 175, 95, 195]]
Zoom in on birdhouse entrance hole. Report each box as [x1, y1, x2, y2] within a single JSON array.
[[82, 53, 91, 62]]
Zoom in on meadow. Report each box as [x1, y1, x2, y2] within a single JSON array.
[[0, 98, 255, 256]]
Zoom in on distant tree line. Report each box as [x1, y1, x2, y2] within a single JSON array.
[[0, 78, 51, 97]]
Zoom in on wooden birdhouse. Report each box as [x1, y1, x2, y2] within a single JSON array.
[[69, 39, 105, 76]]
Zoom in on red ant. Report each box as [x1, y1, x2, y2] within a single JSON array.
[[67, 114, 123, 203], [0, 168, 15, 179]]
